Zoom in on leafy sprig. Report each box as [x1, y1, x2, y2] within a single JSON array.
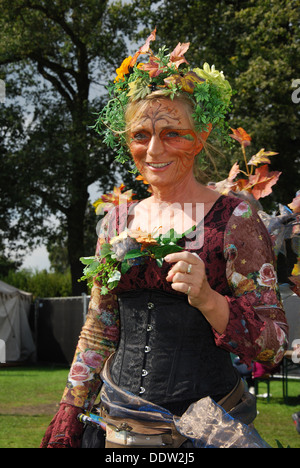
[[79, 227, 195, 295]]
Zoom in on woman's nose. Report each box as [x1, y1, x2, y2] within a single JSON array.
[[147, 134, 164, 157]]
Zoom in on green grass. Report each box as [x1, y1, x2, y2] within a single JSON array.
[[0, 366, 299, 448], [253, 379, 300, 448], [0, 365, 69, 448]]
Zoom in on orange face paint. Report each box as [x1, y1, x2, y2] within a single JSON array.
[[128, 100, 210, 189]]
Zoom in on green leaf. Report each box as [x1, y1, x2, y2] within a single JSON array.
[[80, 256, 96, 265], [101, 285, 109, 295], [123, 249, 146, 259], [100, 243, 113, 258], [150, 244, 183, 258], [121, 261, 131, 274]]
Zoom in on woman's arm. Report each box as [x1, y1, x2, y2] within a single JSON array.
[[165, 200, 288, 368]]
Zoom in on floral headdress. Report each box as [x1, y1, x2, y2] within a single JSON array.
[[94, 29, 233, 165]]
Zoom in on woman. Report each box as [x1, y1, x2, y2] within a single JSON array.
[[41, 32, 288, 448]]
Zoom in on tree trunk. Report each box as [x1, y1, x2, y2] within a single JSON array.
[[67, 199, 88, 296]]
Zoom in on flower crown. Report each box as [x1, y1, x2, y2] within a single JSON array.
[[94, 29, 233, 165]]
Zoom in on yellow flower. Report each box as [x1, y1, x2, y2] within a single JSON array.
[[115, 56, 132, 82]]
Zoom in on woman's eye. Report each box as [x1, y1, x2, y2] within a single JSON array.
[[132, 132, 149, 141], [165, 131, 180, 138]]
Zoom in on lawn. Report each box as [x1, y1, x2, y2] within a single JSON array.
[[0, 365, 299, 448]]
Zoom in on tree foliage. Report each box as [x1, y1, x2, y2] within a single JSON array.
[[135, 0, 300, 205], [0, 0, 141, 294], [0, 0, 299, 295]]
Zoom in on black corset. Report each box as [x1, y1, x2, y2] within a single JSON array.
[[110, 289, 237, 407]]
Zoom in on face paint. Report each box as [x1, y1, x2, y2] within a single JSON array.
[[128, 100, 206, 188], [130, 128, 202, 171]]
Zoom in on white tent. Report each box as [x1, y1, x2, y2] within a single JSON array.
[[0, 280, 36, 362]]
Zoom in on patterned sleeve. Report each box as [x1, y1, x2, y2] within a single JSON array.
[[214, 200, 289, 368], [61, 211, 120, 411]]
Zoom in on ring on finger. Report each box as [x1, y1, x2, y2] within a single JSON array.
[[187, 264, 192, 274], [186, 285, 191, 295]]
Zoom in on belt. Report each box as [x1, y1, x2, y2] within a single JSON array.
[[98, 368, 244, 448], [217, 373, 245, 412]]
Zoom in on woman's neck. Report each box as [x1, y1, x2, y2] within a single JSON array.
[[150, 174, 205, 204]]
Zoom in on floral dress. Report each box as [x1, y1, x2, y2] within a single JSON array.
[[61, 195, 288, 411]]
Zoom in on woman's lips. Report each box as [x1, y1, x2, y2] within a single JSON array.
[[146, 161, 172, 171]]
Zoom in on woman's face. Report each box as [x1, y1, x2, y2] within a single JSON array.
[[128, 99, 203, 189]]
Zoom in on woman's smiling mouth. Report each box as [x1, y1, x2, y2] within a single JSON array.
[[147, 161, 172, 169]]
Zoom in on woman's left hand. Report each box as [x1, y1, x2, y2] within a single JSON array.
[[164, 251, 229, 334], [164, 251, 211, 310]]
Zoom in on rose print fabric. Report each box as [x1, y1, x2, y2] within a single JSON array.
[[61, 195, 288, 410]]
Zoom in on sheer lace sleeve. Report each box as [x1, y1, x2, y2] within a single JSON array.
[[61, 210, 120, 410], [214, 200, 288, 367]]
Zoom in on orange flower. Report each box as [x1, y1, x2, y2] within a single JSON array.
[[115, 56, 132, 82], [136, 233, 159, 250], [230, 127, 252, 147]]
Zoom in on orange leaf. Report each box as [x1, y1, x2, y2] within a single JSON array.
[[247, 165, 281, 200], [228, 162, 240, 181], [136, 175, 149, 185], [230, 127, 251, 147], [130, 28, 157, 67], [168, 42, 190, 68], [288, 193, 300, 213], [139, 56, 162, 77]]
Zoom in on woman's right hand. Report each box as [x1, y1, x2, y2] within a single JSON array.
[[40, 403, 84, 448]]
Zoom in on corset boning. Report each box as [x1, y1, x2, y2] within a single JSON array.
[[110, 289, 237, 406]]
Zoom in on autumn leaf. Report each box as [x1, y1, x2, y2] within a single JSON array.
[[136, 174, 149, 185], [288, 193, 300, 213], [213, 162, 240, 195], [136, 174, 152, 193], [164, 71, 205, 94], [247, 165, 281, 200], [228, 162, 240, 181], [93, 184, 136, 215], [138, 56, 162, 77], [247, 148, 278, 166], [289, 275, 300, 297], [130, 28, 157, 67], [213, 179, 235, 195], [230, 127, 252, 147], [168, 42, 190, 68], [138, 28, 157, 55]]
